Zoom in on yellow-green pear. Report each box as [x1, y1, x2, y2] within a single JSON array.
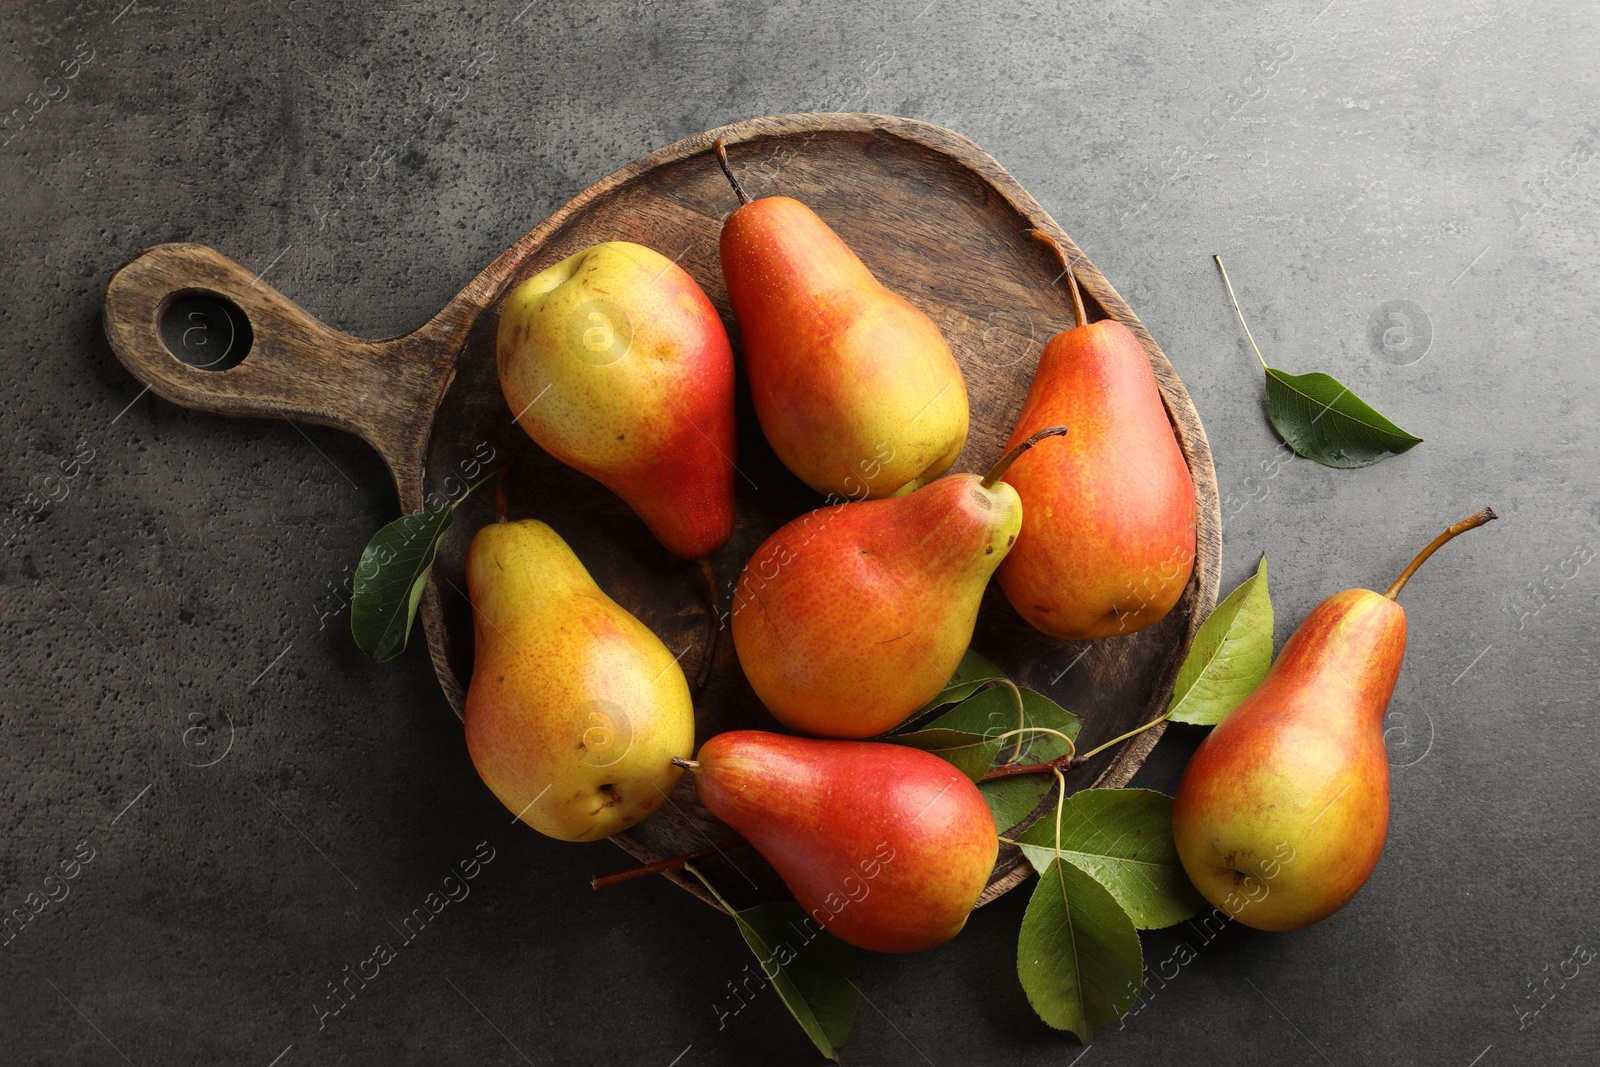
[[463, 519, 693, 842]]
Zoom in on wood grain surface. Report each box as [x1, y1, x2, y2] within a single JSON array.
[[102, 112, 1221, 913]]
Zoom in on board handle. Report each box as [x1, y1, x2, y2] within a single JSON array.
[[102, 243, 462, 487]]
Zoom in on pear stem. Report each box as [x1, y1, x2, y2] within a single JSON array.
[[493, 461, 512, 523], [590, 837, 749, 890], [713, 138, 752, 207], [1383, 507, 1498, 600], [695, 558, 722, 691], [1027, 229, 1087, 329], [981, 425, 1069, 489], [671, 757, 699, 771], [1214, 255, 1271, 373], [978, 725, 1079, 781]]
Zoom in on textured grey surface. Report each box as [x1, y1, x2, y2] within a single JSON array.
[[2, 0, 1597, 1064]]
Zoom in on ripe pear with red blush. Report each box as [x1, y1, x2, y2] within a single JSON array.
[[997, 230, 1196, 640], [497, 240, 736, 561], [679, 731, 998, 953], [730, 429, 1065, 739], [1172, 508, 1497, 931], [713, 139, 969, 500]]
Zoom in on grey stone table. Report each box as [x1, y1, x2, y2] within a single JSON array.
[[2, 0, 1595, 1063]]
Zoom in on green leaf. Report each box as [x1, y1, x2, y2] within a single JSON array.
[[351, 507, 455, 662], [881, 725, 997, 782], [1017, 858, 1143, 1041], [1263, 367, 1422, 468], [1166, 554, 1274, 726], [1214, 255, 1421, 469], [1013, 789, 1205, 929], [350, 471, 496, 662], [981, 775, 1057, 836], [731, 902, 860, 1061], [887, 686, 1079, 785]]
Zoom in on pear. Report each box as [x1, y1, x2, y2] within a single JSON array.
[[1171, 508, 1497, 930], [730, 430, 1064, 739], [679, 731, 998, 953], [463, 519, 694, 842], [497, 241, 736, 561], [997, 231, 1196, 640], [714, 139, 969, 500]]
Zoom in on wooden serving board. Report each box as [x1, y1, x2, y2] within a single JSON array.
[[102, 113, 1220, 912]]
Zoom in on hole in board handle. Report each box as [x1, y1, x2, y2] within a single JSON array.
[[158, 291, 252, 370]]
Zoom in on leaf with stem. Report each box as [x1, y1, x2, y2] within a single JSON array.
[[1015, 772, 1144, 1041], [684, 864, 859, 1062], [1215, 255, 1422, 468]]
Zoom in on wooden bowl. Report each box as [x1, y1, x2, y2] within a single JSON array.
[[101, 113, 1220, 911]]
